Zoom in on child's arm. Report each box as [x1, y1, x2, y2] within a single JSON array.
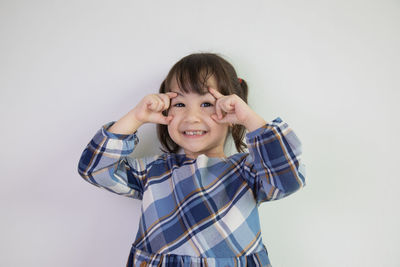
[[243, 118, 306, 203], [77, 92, 177, 199], [208, 87, 306, 203]]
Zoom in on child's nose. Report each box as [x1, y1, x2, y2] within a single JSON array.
[[184, 107, 202, 123]]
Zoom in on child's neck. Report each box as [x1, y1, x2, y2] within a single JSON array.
[[184, 151, 227, 159]]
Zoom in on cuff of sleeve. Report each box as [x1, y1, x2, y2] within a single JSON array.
[[101, 121, 138, 143], [245, 116, 283, 140], [89, 122, 138, 156]]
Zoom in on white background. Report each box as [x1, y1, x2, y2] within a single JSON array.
[[1, 0, 399, 266]]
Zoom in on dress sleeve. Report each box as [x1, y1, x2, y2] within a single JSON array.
[[77, 121, 159, 200], [240, 117, 306, 204]]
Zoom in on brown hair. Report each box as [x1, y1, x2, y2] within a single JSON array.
[[157, 52, 249, 153]]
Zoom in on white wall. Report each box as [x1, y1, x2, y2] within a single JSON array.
[[1, 0, 399, 266]]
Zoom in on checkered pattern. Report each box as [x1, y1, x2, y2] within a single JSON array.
[[78, 117, 305, 266]]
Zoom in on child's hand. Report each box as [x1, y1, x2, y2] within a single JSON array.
[[208, 87, 266, 132], [132, 92, 177, 125]]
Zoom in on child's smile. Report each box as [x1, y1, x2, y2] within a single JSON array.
[[182, 130, 207, 137]]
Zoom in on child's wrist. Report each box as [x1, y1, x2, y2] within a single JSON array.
[[243, 113, 266, 132], [108, 110, 144, 135], [127, 109, 145, 129]]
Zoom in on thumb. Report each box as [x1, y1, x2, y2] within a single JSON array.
[[159, 115, 174, 125], [211, 114, 229, 124]]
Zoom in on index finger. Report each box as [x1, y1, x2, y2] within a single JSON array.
[[208, 87, 224, 99], [165, 92, 178, 99]]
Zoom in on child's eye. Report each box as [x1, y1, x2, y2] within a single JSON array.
[[173, 103, 185, 107], [201, 102, 213, 107]]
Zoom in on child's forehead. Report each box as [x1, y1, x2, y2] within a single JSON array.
[[168, 74, 218, 92], [171, 90, 214, 98]]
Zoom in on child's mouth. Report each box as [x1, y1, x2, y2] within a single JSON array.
[[183, 130, 207, 137]]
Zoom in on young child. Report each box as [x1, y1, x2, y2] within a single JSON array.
[[78, 53, 306, 267]]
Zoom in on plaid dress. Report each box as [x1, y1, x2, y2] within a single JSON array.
[[78, 117, 306, 267]]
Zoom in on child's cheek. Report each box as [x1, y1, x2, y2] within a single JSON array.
[[168, 109, 180, 122], [168, 108, 176, 116], [204, 107, 216, 116], [169, 108, 185, 117]]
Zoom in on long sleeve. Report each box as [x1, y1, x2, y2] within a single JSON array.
[[77, 121, 159, 199], [240, 117, 306, 204]]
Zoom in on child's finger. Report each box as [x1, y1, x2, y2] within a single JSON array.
[[211, 114, 220, 122], [165, 92, 178, 99], [148, 95, 164, 112], [215, 101, 224, 119], [158, 115, 174, 125], [159, 93, 173, 110], [217, 98, 235, 118], [208, 87, 224, 99], [154, 95, 164, 112], [211, 113, 230, 124], [146, 97, 157, 110], [219, 97, 236, 114], [225, 98, 236, 112], [148, 101, 157, 111]]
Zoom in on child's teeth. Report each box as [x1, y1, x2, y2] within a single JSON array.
[[185, 131, 205, 135]]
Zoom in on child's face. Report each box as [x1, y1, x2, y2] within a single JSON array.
[[167, 76, 229, 159]]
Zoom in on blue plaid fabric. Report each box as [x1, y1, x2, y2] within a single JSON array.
[[78, 117, 306, 267]]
